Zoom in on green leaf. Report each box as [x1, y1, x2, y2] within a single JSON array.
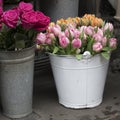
[[75, 54, 82, 60], [28, 29, 35, 40], [102, 47, 110, 51], [15, 40, 25, 49], [53, 47, 59, 54], [87, 38, 94, 53], [14, 33, 27, 41], [101, 52, 110, 60]]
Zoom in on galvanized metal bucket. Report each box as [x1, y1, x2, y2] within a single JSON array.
[[0, 46, 35, 118], [38, 0, 79, 22]]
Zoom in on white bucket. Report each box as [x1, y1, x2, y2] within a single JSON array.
[[49, 54, 109, 109]]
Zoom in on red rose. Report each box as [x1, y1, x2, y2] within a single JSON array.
[[21, 11, 50, 31], [34, 11, 50, 31], [3, 9, 19, 28], [18, 1, 33, 15], [21, 11, 38, 29]]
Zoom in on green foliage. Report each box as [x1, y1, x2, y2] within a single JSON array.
[[75, 54, 82, 60], [0, 24, 37, 51], [101, 52, 110, 60]]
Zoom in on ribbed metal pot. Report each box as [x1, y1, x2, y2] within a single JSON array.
[[0, 46, 35, 118], [38, 0, 79, 22]]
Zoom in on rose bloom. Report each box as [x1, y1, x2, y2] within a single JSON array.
[[34, 11, 50, 31], [18, 1, 33, 15], [3, 9, 19, 28], [36, 33, 46, 44], [21, 11, 37, 29], [59, 33, 70, 48], [109, 38, 117, 49], [93, 42, 103, 52], [21, 11, 50, 30], [72, 38, 82, 48]]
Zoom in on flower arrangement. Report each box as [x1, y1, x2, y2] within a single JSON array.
[[36, 14, 117, 60], [0, 1, 50, 51]]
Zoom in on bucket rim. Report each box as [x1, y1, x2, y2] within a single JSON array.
[[0, 45, 35, 54], [48, 52, 103, 60]]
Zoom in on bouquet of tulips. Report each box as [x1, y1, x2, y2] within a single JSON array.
[[36, 14, 117, 60]]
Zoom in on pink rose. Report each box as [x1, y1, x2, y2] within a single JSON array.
[[33, 11, 50, 31], [59, 33, 70, 48], [109, 38, 117, 49], [3, 9, 19, 28], [72, 38, 82, 48], [18, 1, 33, 15], [36, 33, 46, 44], [93, 42, 103, 52]]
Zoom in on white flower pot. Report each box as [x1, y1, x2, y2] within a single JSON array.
[[49, 54, 109, 109]]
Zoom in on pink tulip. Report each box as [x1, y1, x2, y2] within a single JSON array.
[[74, 29, 81, 38], [72, 38, 82, 48], [68, 27, 75, 38], [93, 33, 103, 42], [97, 28, 103, 37], [59, 33, 70, 48], [84, 26, 94, 36], [79, 26, 87, 33], [104, 23, 114, 31], [36, 33, 46, 44], [109, 38, 117, 49], [102, 37, 107, 46], [52, 24, 61, 36], [93, 42, 103, 52], [46, 33, 55, 44]]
